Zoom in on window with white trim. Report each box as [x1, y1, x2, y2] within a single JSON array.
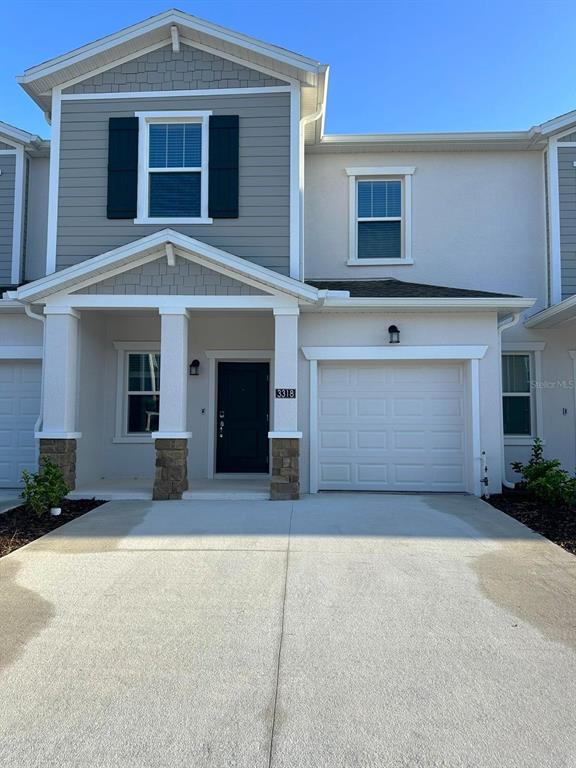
[[136, 111, 211, 224], [502, 353, 533, 436], [124, 352, 161, 435], [346, 167, 415, 265]]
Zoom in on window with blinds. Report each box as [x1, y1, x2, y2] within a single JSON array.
[[147, 121, 202, 218], [357, 179, 402, 259]]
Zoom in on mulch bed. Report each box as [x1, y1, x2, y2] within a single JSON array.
[[0, 498, 106, 558], [488, 492, 576, 555]]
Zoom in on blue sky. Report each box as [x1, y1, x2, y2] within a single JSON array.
[[2, 0, 576, 139]]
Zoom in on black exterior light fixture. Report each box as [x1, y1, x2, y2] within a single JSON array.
[[388, 325, 400, 344], [189, 359, 200, 376]]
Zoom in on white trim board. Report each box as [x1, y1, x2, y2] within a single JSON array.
[[10, 146, 25, 285], [60, 86, 292, 101], [46, 87, 62, 275], [205, 349, 274, 479], [0, 346, 43, 360], [302, 346, 489, 361]]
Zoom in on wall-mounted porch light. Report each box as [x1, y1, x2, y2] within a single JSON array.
[[189, 359, 200, 376], [388, 325, 400, 344]]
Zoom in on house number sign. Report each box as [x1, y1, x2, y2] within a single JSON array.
[[275, 388, 296, 399]]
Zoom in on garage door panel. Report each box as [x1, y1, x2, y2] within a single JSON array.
[[357, 431, 387, 449], [320, 430, 351, 449], [0, 362, 41, 487], [318, 362, 467, 492]]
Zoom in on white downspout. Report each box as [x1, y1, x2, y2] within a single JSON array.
[[24, 304, 45, 435], [498, 312, 521, 488]]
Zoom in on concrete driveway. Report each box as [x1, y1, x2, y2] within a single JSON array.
[[1, 494, 575, 768]]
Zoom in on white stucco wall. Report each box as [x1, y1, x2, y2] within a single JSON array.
[[0, 309, 43, 347], [304, 150, 547, 311]]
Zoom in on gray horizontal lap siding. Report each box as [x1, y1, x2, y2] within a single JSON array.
[[57, 93, 290, 273], [62, 44, 287, 93], [0, 154, 15, 282], [558, 147, 576, 299]]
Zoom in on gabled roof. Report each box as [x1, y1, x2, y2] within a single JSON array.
[[17, 8, 328, 124], [0, 121, 47, 153], [13, 229, 321, 303]]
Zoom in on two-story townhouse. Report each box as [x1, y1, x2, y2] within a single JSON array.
[[0, 9, 574, 502]]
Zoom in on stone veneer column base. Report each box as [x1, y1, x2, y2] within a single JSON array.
[[39, 439, 77, 491], [270, 438, 300, 501], [153, 438, 189, 500]]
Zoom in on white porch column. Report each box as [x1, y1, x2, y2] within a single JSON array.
[[269, 307, 301, 436], [40, 307, 81, 438], [269, 307, 301, 501], [36, 306, 81, 490], [153, 307, 191, 438], [152, 308, 191, 500]]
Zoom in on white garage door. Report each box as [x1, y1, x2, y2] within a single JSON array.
[[0, 361, 41, 487], [317, 362, 468, 492]]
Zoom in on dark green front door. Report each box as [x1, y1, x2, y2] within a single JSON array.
[[216, 362, 270, 473]]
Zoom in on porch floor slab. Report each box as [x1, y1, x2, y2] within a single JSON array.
[[1, 494, 574, 767], [69, 478, 270, 501]]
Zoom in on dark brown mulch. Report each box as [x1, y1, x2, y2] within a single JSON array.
[[488, 492, 576, 556], [0, 498, 106, 558]]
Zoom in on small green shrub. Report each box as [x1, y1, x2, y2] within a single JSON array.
[[21, 458, 69, 516], [511, 438, 576, 507]]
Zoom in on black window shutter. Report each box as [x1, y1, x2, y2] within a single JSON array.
[[208, 115, 239, 218], [107, 117, 139, 219]]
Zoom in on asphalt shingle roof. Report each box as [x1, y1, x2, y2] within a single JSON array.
[[307, 278, 517, 299]]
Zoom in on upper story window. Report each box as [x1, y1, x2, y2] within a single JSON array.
[[135, 111, 212, 225], [346, 167, 415, 266]]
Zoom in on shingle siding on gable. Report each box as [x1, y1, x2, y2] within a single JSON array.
[[0, 154, 16, 282], [559, 132, 576, 143], [558, 146, 576, 299], [63, 44, 287, 94], [0, 141, 14, 151], [57, 92, 290, 274], [73, 256, 264, 295]]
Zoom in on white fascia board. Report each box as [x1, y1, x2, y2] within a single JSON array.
[[0, 121, 41, 146], [15, 229, 319, 303], [302, 345, 489, 361], [535, 110, 576, 137], [318, 131, 541, 151], [18, 9, 322, 85], [524, 294, 576, 328], [46, 295, 299, 310], [317, 297, 536, 311]]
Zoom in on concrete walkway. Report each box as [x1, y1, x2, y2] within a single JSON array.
[[1, 494, 575, 767]]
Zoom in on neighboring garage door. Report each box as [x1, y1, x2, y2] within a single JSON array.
[[317, 362, 468, 492], [0, 361, 41, 487]]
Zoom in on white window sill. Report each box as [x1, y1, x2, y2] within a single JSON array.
[[134, 217, 213, 225], [112, 436, 154, 444], [504, 436, 545, 446], [347, 258, 414, 266]]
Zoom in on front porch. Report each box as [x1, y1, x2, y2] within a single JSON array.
[[15, 231, 315, 501]]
